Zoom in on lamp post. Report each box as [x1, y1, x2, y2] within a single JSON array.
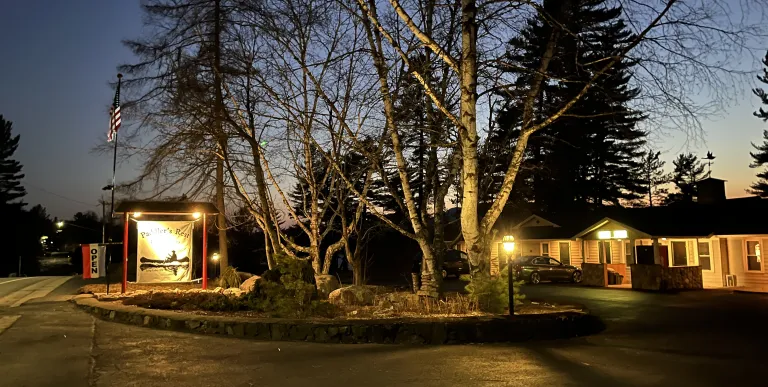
[[503, 235, 516, 316]]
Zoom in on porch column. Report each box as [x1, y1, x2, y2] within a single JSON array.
[[629, 239, 637, 264], [652, 238, 661, 265]]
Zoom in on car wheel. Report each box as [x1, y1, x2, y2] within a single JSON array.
[[572, 271, 583, 283], [442, 269, 448, 279], [530, 272, 541, 284]]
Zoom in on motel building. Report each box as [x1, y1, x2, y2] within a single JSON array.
[[481, 178, 768, 292]]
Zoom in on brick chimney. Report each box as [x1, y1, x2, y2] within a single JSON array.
[[697, 177, 726, 204]]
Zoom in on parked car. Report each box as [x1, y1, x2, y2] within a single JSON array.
[[442, 249, 470, 278], [413, 249, 470, 279], [511, 256, 582, 284]]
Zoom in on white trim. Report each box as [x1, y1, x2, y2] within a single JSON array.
[[743, 238, 764, 272], [696, 239, 714, 272]]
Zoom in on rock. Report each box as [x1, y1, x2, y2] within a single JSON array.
[[328, 285, 375, 306], [239, 275, 262, 293], [314, 275, 340, 299], [212, 287, 224, 293], [238, 271, 256, 282], [223, 288, 244, 297]]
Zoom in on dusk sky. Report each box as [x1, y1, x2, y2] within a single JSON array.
[[1, 0, 766, 219]]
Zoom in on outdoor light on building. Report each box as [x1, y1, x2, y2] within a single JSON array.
[[133, 212, 142, 218], [56, 221, 64, 228], [597, 230, 612, 239], [212, 252, 220, 261], [502, 235, 516, 253], [192, 212, 201, 219], [613, 230, 628, 239]]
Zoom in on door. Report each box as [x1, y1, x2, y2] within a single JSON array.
[[559, 242, 571, 265], [636, 246, 654, 264], [659, 246, 669, 267]]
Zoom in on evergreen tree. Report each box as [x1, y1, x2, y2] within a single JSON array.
[[668, 153, 707, 203], [486, 0, 646, 213], [748, 51, 768, 197], [637, 150, 670, 206], [0, 115, 26, 208]]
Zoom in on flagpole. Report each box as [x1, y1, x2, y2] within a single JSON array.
[[106, 73, 122, 295]]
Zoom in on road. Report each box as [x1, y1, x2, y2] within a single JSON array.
[[1, 279, 767, 386]]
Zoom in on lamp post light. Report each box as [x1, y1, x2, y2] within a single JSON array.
[[503, 235, 516, 316], [212, 252, 220, 279]]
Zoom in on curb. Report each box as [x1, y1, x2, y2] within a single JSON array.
[[72, 295, 604, 344]]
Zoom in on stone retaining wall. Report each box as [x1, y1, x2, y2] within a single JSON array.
[[581, 263, 606, 287], [72, 295, 602, 344], [630, 264, 703, 291]]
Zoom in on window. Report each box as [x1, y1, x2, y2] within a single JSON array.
[[541, 243, 550, 257], [533, 257, 549, 265], [671, 241, 688, 266], [599, 241, 612, 264], [548, 258, 562, 266], [698, 242, 712, 271], [746, 240, 762, 271]]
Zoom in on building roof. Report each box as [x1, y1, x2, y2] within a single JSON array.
[[114, 201, 218, 215]]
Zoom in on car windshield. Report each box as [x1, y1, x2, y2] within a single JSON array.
[[445, 250, 467, 262]]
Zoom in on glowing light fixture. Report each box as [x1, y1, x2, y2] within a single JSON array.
[[613, 230, 628, 239], [502, 235, 516, 253], [192, 212, 201, 219], [56, 221, 64, 228], [133, 212, 142, 218], [597, 230, 611, 239], [212, 252, 220, 261]]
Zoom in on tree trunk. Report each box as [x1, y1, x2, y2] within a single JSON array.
[[213, 0, 228, 268], [458, 0, 484, 274]]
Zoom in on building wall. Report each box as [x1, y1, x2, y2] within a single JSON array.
[[571, 242, 583, 267], [586, 240, 599, 263], [519, 241, 541, 256], [726, 236, 768, 288]]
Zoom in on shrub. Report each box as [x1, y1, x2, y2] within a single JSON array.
[[462, 267, 525, 314], [218, 266, 242, 288]]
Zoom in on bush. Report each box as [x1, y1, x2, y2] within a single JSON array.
[[462, 267, 525, 314], [218, 265, 242, 288]]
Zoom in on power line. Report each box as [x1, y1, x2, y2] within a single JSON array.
[[23, 182, 99, 207]]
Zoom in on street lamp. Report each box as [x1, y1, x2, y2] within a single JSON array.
[[503, 235, 517, 317], [56, 221, 64, 228], [192, 212, 201, 219]]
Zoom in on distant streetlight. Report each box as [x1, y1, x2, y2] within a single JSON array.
[[211, 252, 220, 279], [212, 252, 220, 261], [56, 221, 65, 228], [192, 212, 201, 219], [56, 221, 99, 233]]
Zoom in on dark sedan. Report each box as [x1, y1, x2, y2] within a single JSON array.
[[511, 256, 582, 284], [442, 249, 470, 278]]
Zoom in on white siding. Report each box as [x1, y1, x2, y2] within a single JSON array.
[[586, 240, 599, 263], [727, 236, 768, 288], [520, 241, 541, 256], [571, 242, 583, 267]]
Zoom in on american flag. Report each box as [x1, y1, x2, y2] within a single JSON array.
[[107, 79, 121, 142]]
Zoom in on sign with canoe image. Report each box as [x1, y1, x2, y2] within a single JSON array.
[[136, 221, 194, 282]]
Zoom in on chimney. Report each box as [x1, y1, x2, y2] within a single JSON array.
[[697, 177, 726, 204]]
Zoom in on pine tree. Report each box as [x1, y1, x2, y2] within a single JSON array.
[[487, 0, 646, 212], [638, 150, 670, 206], [748, 51, 768, 197], [668, 153, 707, 203], [0, 115, 26, 207]]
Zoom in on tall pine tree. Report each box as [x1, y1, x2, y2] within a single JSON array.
[[0, 115, 26, 208], [667, 153, 707, 203], [637, 150, 670, 207], [486, 0, 646, 213], [748, 51, 768, 197]]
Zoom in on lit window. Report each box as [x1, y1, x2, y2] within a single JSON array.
[[698, 242, 711, 271], [541, 243, 550, 257], [746, 240, 762, 271]]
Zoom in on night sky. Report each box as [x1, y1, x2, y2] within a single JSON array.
[[0, 0, 765, 219]]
